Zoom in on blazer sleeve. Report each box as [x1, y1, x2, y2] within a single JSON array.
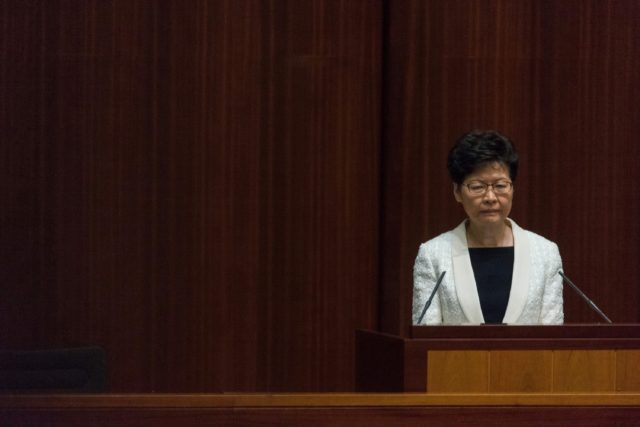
[[413, 243, 442, 325], [539, 242, 564, 324]]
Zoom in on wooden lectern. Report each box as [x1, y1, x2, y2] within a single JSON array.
[[355, 324, 640, 393]]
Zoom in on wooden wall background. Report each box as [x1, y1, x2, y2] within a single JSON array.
[[1, 0, 382, 392], [2, 0, 639, 392]]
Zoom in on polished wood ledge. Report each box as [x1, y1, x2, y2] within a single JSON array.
[[3, 392, 640, 408], [3, 393, 640, 426]]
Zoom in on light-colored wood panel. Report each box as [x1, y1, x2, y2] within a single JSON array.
[[553, 350, 615, 392], [489, 350, 553, 392], [616, 350, 640, 391], [427, 350, 488, 392], [426, 348, 639, 394]]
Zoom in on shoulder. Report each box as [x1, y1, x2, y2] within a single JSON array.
[[522, 229, 559, 251], [415, 228, 456, 274], [516, 225, 561, 263], [415, 226, 460, 267], [419, 229, 455, 253], [510, 219, 559, 251]]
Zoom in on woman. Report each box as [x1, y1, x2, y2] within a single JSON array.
[[412, 130, 563, 325]]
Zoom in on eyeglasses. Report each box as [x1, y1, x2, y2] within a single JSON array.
[[462, 180, 513, 195]]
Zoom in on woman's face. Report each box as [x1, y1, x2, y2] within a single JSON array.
[[453, 161, 513, 228]]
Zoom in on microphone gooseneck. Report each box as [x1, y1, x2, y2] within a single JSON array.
[[559, 271, 612, 324], [417, 271, 446, 324]]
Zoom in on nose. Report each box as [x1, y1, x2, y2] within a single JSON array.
[[483, 186, 498, 202]]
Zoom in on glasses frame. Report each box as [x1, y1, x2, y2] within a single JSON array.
[[462, 180, 513, 196]]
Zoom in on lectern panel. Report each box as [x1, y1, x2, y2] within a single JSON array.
[[355, 327, 640, 392], [427, 351, 488, 392], [616, 350, 640, 391], [553, 350, 616, 392], [489, 350, 553, 392]]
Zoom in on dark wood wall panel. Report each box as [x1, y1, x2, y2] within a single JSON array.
[[381, 0, 640, 335], [1, 0, 381, 392], [1, 1, 54, 349], [4, 0, 639, 393]]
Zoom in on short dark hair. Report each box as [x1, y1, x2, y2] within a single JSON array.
[[447, 130, 519, 184]]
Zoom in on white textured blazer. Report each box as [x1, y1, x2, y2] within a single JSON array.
[[412, 219, 563, 325]]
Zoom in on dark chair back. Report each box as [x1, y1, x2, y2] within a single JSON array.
[[0, 346, 107, 393]]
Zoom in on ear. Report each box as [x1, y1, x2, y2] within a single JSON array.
[[453, 183, 462, 203]]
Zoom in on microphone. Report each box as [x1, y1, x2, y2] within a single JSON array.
[[417, 271, 446, 324], [558, 271, 612, 323]]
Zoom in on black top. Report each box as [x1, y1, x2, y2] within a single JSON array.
[[468, 247, 514, 324]]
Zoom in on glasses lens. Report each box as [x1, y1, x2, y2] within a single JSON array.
[[467, 183, 486, 194], [493, 182, 509, 193], [465, 181, 511, 195]]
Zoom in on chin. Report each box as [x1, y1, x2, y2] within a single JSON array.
[[477, 216, 503, 224]]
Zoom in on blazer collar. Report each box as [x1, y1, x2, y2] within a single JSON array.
[[451, 218, 530, 324]]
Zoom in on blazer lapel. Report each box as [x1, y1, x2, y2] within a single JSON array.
[[451, 221, 485, 324], [502, 219, 530, 323]]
